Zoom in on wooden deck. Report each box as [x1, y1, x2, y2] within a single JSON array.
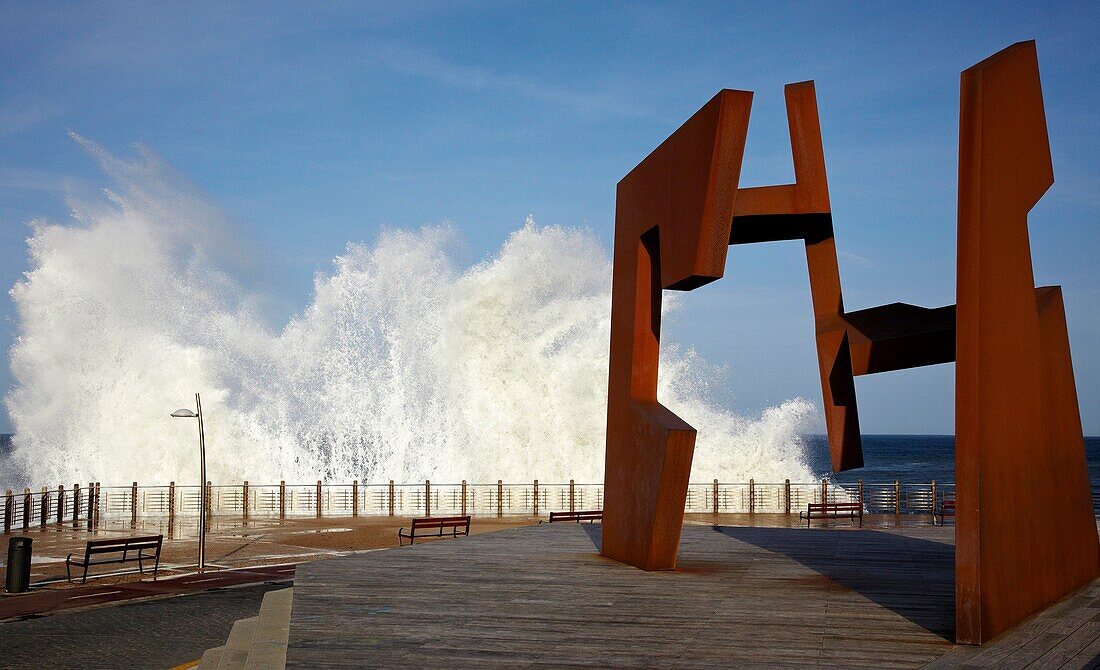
[[287, 523, 1100, 669]]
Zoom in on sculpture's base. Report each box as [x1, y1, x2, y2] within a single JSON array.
[[287, 522, 1100, 668]]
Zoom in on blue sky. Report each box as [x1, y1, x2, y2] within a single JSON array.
[[1, 1, 1098, 435]]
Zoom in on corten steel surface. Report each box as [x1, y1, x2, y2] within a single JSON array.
[[603, 40, 1098, 643], [954, 41, 1099, 644], [603, 89, 750, 570]]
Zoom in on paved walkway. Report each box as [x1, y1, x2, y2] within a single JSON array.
[[289, 524, 1100, 669], [0, 582, 289, 669]]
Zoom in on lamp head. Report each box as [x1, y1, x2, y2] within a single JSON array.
[[171, 409, 198, 418]]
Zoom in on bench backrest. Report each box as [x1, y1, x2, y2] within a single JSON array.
[[807, 502, 861, 512], [410, 516, 470, 530], [85, 535, 162, 557], [549, 510, 603, 522]]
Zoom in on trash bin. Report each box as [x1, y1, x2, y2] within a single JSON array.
[[5, 536, 32, 593]]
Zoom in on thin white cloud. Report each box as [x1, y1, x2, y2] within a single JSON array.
[[0, 103, 63, 138], [372, 43, 649, 119], [839, 249, 877, 270]]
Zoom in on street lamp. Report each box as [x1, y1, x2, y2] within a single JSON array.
[[172, 392, 207, 572]]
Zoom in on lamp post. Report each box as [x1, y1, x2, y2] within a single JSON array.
[[172, 393, 207, 572]]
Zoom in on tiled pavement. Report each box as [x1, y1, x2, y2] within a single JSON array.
[[0, 581, 290, 669]]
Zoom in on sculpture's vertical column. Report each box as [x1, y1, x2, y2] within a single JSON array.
[[603, 89, 751, 570], [955, 40, 1100, 644], [786, 82, 862, 472]]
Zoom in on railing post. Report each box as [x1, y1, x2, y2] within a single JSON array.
[[279, 480, 286, 519], [784, 479, 791, 514], [316, 480, 323, 518], [40, 486, 49, 527], [168, 481, 176, 537], [87, 482, 94, 530], [930, 480, 937, 519], [497, 480, 503, 517], [205, 481, 212, 522], [57, 484, 65, 525], [22, 487, 30, 530], [4, 489, 12, 533], [533, 480, 538, 517], [95, 482, 101, 527], [388, 480, 394, 516], [821, 478, 828, 505], [131, 482, 138, 528], [894, 480, 901, 515], [713, 479, 719, 514], [749, 479, 755, 515], [243, 480, 250, 521], [461, 480, 467, 517], [352, 480, 358, 517], [569, 479, 575, 513], [858, 479, 864, 508], [425, 480, 431, 517], [73, 484, 80, 527]]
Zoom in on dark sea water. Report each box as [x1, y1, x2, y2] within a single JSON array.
[[1, 433, 1098, 486], [803, 434, 1100, 485]]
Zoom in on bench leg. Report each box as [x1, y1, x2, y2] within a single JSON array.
[[82, 564, 89, 584], [65, 561, 72, 584]]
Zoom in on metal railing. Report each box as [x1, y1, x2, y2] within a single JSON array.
[[3, 479, 1098, 531]]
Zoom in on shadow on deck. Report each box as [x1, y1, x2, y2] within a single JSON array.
[[714, 525, 955, 641]]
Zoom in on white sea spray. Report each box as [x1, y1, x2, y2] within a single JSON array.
[[2, 139, 818, 487]]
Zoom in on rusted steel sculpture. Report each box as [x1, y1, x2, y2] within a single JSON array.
[[954, 42, 1099, 644], [603, 89, 751, 571], [602, 40, 1099, 644]]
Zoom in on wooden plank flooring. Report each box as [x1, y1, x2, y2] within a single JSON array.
[[287, 523, 1100, 669]]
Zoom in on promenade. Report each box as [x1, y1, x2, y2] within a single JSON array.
[[288, 523, 1100, 669], [0, 514, 540, 590], [0, 582, 287, 668], [3, 517, 1099, 667]]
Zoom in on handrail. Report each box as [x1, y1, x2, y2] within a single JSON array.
[[3, 480, 1096, 530]]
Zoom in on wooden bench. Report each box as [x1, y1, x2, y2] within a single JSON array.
[[66, 535, 163, 583], [543, 510, 603, 524], [398, 516, 471, 546], [934, 499, 956, 526], [799, 502, 863, 528]]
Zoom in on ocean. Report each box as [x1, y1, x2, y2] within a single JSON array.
[[1, 433, 1098, 486], [804, 434, 1100, 485]]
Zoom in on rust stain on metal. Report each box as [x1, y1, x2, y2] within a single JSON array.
[[602, 40, 1100, 644]]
